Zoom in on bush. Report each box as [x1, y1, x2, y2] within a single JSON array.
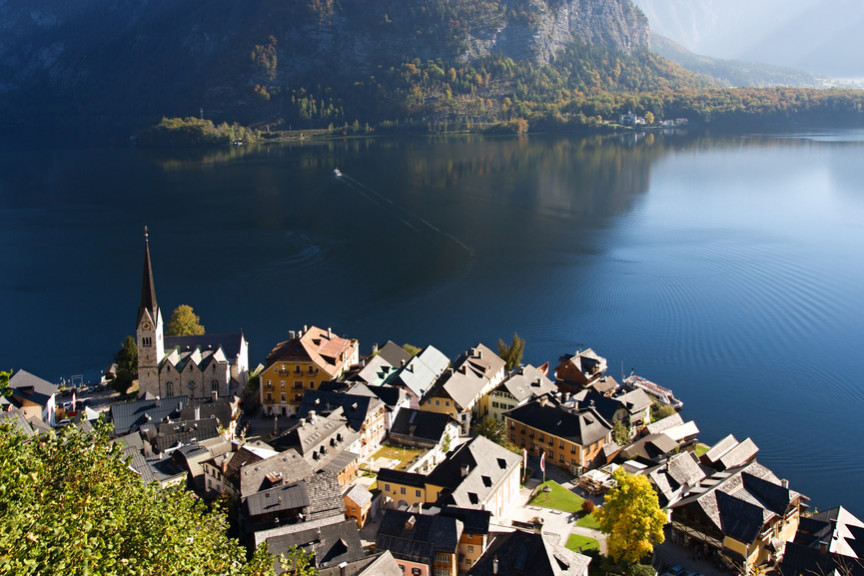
[[581, 499, 596, 515]]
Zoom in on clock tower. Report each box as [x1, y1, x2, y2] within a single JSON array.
[[136, 227, 165, 397]]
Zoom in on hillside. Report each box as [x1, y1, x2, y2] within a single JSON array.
[[0, 0, 697, 134]]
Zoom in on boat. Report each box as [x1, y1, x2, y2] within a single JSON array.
[[623, 372, 683, 409], [333, 168, 342, 177]]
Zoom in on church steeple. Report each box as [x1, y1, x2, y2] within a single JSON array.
[[138, 226, 159, 324]]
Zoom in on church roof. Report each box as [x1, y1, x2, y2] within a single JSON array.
[[164, 333, 246, 363], [138, 228, 159, 325]]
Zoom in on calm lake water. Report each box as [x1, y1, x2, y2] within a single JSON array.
[[2, 130, 863, 515]]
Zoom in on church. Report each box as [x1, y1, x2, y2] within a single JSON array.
[[136, 229, 249, 399]]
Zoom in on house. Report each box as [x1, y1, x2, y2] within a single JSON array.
[[201, 441, 279, 497], [238, 449, 315, 498], [644, 451, 707, 509], [669, 460, 807, 575], [297, 390, 388, 459], [264, 518, 365, 575], [377, 435, 521, 521], [567, 389, 652, 440], [343, 483, 374, 528], [135, 231, 249, 399], [389, 409, 460, 473], [345, 341, 412, 387], [170, 436, 232, 492], [126, 451, 187, 489], [376, 510, 463, 576], [148, 418, 221, 454], [618, 433, 681, 462], [6, 369, 58, 426], [793, 506, 864, 558], [109, 395, 189, 437], [468, 528, 591, 576], [241, 470, 345, 539], [260, 326, 359, 417], [271, 408, 360, 486], [389, 345, 450, 408], [437, 506, 492, 573], [482, 363, 556, 423], [0, 405, 36, 439], [419, 343, 505, 435], [700, 435, 759, 471], [555, 349, 607, 392], [505, 393, 613, 475]]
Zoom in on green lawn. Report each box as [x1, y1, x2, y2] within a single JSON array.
[[576, 512, 601, 529], [693, 443, 710, 458], [528, 480, 586, 513], [371, 444, 426, 471], [566, 534, 600, 553]]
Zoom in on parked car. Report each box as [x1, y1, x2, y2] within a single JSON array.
[[662, 565, 690, 576]]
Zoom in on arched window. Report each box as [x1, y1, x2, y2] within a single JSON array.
[[165, 382, 174, 397], [211, 380, 219, 394]]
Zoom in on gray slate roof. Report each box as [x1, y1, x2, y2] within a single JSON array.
[[392, 345, 450, 399], [506, 394, 612, 447], [164, 333, 246, 363], [239, 449, 314, 498], [344, 483, 373, 508], [376, 341, 413, 368], [110, 395, 188, 437], [376, 509, 463, 564], [468, 529, 592, 576], [266, 519, 364, 574], [390, 409, 455, 444], [0, 407, 35, 437], [498, 365, 557, 403], [7, 369, 58, 408]]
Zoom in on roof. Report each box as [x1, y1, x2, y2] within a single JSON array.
[[468, 529, 592, 576], [716, 437, 759, 470], [376, 341, 413, 368], [220, 442, 279, 489], [497, 364, 556, 403], [297, 391, 384, 432], [7, 369, 58, 408], [239, 449, 315, 498], [377, 468, 428, 489], [349, 355, 401, 387], [390, 409, 455, 444], [110, 395, 188, 437], [138, 231, 159, 325], [620, 433, 680, 460], [267, 326, 357, 378], [646, 452, 707, 507], [164, 333, 246, 363], [244, 481, 310, 517], [179, 397, 235, 426], [266, 519, 365, 574], [615, 388, 653, 415], [392, 345, 450, 399], [645, 413, 684, 435], [427, 344, 504, 410], [671, 460, 804, 545], [344, 483, 373, 508], [506, 395, 612, 447], [376, 509, 463, 564], [438, 506, 492, 535], [275, 409, 360, 468], [557, 349, 607, 382], [662, 421, 700, 442], [426, 436, 521, 510], [703, 434, 739, 464], [782, 541, 864, 576], [0, 407, 35, 437], [794, 506, 864, 557], [152, 418, 220, 452]]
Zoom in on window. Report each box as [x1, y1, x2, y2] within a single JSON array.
[[280, 381, 285, 388], [539, 433, 544, 442], [400, 487, 406, 495], [436, 400, 440, 406], [434, 570, 449, 576], [434, 554, 449, 563], [415, 489, 421, 497], [166, 382, 174, 397], [266, 393, 272, 402], [468, 545, 474, 552], [265, 380, 272, 389], [211, 380, 219, 393], [384, 484, 390, 492], [309, 382, 315, 389], [280, 392, 287, 402], [559, 440, 565, 449], [520, 425, 525, 433], [510, 434, 515, 442], [559, 454, 565, 462], [521, 439, 525, 447], [308, 366, 315, 374], [294, 381, 303, 389], [411, 569, 421, 576], [445, 401, 450, 406], [571, 446, 576, 454], [295, 393, 303, 401]]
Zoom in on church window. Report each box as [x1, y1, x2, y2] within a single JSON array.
[[211, 381, 219, 394], [143, 337, 152, 347], [188, 381, 195, 392], [212, 365, 216, 372], [166, 382, 174, 397]]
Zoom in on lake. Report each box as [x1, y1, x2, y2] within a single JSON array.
[[1, 130, 863, 515]]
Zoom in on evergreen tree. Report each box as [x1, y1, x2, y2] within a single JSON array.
[[497, 332, 525, 371]]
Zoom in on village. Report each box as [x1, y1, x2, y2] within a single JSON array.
[[2, 235, 861, 576]]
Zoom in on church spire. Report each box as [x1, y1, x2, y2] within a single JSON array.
[[138, 226, 158, 324]]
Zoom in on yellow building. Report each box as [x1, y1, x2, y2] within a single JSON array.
[[669, 461, 806, 575], [505, 393, 612, 475], [260, 325, 359, 416]]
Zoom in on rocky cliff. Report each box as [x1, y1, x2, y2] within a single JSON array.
[[0, 0, 653, 130]]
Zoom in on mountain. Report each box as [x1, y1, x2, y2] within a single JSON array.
[[631, 0, 864, 78], [650, 35, 823, 89], [0, 0, 676, 133]]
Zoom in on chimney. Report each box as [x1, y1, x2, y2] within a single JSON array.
[[304, 324, 308, 332], [781, 479, 789, 489], [371, 343, 379, 355], [308, 410, 316, 422], [211, 390, 218, 402], [328, 327, 332, 339], [289, 330, 296, 340], [405, 516, 416, 531], [493, 556, 498, 575], [819, 541, 828, 554], [194, 406, 201, 420], [538, 395, 548, 407], [401, 359, 407, 368], [461, 465, 470, 478], [299, 417, 306, 426], [339, 562, 348, 576]]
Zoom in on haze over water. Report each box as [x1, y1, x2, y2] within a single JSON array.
[[2, 130, 863, 515]]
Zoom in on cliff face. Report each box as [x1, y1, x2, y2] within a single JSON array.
[[0, 0, 652, 128]]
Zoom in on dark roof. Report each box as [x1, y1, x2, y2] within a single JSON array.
[[138, 231, 158, 325], [164, 333, 246, 363], [7, 369, 58, 408], [377, 468, 428, 489], [390, 409, 454, 444], [506, 395, 612, 447], [376, 509, 463, 564], [0, 407, 35, 437], [179, 397, 234, 426], [782, 541, 864, 576], [438, 506, 491, 535], [297, 391, 382, 432], [244, 481, 310, 517], [344, 483, 373, 508], [240, 449, 315, 498], [110, 395, 188, 437], [377, 341, 413, 367], [267, 519, 365, 574], [468, 529, 592, 576], [152, 419, 220, 453]]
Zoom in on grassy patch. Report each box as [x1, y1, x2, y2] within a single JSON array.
[[566, 533, 600, 553], [372, 444, 426, 471], [577, 512, 601, 529], [528, 480, 585, 513], [693, 443, 710, 458]]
